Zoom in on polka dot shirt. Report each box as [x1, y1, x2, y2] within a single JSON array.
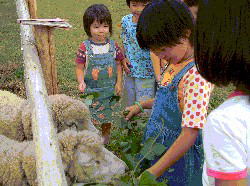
[[159, 59, 213, 129]]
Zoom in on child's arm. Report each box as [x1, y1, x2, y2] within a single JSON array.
[[124, 99, 154, 120], [75, 63, 86, 92], [115, 60, 123, 96], [146, 127, 199, 177], [120, 44, 131, 74]]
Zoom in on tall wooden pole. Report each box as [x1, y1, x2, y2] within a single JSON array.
[[16, 0, 68, 185], [26, 0, 59, 95]]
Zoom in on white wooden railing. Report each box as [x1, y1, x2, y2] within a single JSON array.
[[15, 0, 67, 185]]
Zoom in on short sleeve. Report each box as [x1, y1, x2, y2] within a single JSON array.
[[75, 42, 87, 66], [181, 67, 213, 129], [204, 110, 248, 180], [114, 41, 125, 61], [120, 16, 128, 44]]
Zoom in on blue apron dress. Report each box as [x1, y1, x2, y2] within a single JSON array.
[[143, 61, 204, 185], [84, 40, 117, 124]]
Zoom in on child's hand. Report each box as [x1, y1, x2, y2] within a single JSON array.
[[122, 58, 131, 74], [92, 68, 100, 80], [124, 104, 141, 120], [115, 82, 122, 96], [78, 81, 86, 92]]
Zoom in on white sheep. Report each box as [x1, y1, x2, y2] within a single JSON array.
[[0, 90, 98, 141], [0, 129, 127, 186]]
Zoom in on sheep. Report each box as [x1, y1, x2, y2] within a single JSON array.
[[0, 90, 98, 141], [0, 129, 127, 186]]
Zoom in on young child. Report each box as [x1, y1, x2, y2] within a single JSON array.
[[75, 4, 125, 144], [152, 0, 199, 84], [125, 0, 213, 185], [121, 0, 155, 112], [195, 0, 250, 185]]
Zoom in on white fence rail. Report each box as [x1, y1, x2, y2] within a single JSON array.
[[15, 0, 67, 185]]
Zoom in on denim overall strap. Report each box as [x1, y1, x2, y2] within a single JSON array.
[[172, 62, 195, 88], [143, 61, 203, 185]]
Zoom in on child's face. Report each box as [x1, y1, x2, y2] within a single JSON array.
[[89, 20, 110, 43], [151, 38, 191, 65], [129, 1, 148, 21]]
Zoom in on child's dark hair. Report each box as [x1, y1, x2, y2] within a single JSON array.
[[136, 0, 194, 50], [194, 0, 250, 89], [126, 0, 151, 7], [83, 4, 112, 37], [183, 0, 199, 7]]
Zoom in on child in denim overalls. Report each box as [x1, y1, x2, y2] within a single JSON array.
[[125, 1, 213, 185], [75, 4, 126, 144]]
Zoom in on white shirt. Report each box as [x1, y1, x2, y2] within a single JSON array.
[[202, 96, 250, 185]]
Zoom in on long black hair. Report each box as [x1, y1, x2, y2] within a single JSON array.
[[194, 0, 250, 89]]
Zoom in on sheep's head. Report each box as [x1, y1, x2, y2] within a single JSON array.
[[49, 94, 98, 133], [61, 130, 127, 184], [22, 94, 99, 140]]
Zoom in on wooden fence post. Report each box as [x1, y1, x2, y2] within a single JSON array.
[[15, 0, 68, 185], [26, 0, 58, 95]]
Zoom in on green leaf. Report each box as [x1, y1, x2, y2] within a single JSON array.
[[152, 143, 166, 156], [120, 141, 129, 147], [139, 171, 167, 186], [123, 154, 137, 169], [139, 138, 166, 160]]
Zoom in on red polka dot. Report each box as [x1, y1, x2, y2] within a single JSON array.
[[200, 81, 204, 86], [186, 110, 190, 115], [201, 116, 204, 120], [200, 123, 203, 128], [194, 93, 198, 97], [188, 104, 191, 108], [183, 114, 186, 118], [189, 121, 194, 126], [189, 69, 194, 74], [190, 114, 194, 119], [190, 82, 194, 86], [197, 104, 201, 109], [196, 112, 200, 116], [192, 100, 197, 104], [195, 71, 199, 75], [199, 89, 204, 93], [204, 94, 207, 98], [203, 101, 206, 106], [195, 78, 200, 82], [189, 89, 193, 93]]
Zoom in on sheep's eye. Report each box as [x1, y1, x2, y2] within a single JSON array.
[[96, 160, 100, 164]]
